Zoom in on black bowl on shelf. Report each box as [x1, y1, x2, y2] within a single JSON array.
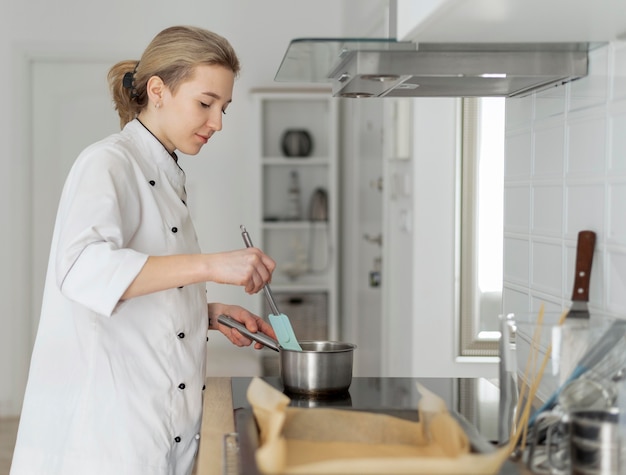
[[281, 129, 313, 157]]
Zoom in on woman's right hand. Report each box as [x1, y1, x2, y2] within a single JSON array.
[[205, 248, 276, 294]]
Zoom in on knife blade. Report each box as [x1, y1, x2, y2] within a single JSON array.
[[567, 230, 596, 319]]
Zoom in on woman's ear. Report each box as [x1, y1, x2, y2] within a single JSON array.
[[146, 75, 165, 106]]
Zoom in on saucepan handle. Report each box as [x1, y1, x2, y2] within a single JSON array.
[[217, 314, 280, 352]]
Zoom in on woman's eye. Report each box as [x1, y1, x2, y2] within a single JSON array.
[[200, 102, 210, 109], [222, 109, 227, 115]]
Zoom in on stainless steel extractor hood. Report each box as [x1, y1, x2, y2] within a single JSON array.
[[274, 39, 593, 98]]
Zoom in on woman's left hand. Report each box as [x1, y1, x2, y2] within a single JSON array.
[[208, 303, 276, 349]]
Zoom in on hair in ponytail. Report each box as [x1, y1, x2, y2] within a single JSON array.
[[107, 26, 241, 129]]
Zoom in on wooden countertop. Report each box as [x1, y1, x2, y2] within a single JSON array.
[[195, 377, 235, 475]]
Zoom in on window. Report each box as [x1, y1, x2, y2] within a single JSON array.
[[459, 97, 505, 357]]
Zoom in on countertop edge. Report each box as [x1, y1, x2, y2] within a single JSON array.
[[196, 377, 235, 475]]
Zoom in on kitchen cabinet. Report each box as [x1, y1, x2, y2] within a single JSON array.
[[251, 90, 339, 371], [393, 0, 626, 43]]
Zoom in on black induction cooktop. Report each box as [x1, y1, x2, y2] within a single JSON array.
[[228, 377, 519, 474]]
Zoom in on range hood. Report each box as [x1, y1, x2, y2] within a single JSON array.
[[274, 39, 592, 98]]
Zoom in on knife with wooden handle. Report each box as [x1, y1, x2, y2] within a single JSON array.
[[568, 230, 596, 319]]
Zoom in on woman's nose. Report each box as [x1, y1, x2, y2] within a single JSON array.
[[207, 110, 223, 131]]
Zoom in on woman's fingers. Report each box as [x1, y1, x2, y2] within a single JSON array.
[[230, 328, 251, 346], [241, 249, 275, 293], [245, 267, 264, 294], [218, 307, 272, 351], [204, 248, 275, 293]]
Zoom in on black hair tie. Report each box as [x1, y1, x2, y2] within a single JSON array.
[[122, 62, 140, 99], [122, 72, 133, 89]]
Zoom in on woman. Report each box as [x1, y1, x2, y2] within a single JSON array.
[[11, 26, 275, 475]]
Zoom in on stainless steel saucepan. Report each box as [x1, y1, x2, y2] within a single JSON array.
[[217, 314, 356, 396]]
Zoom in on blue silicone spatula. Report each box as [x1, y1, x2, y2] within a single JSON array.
[[240, 225, 302, 351]]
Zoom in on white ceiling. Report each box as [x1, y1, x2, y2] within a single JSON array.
[[398, 0, 626, 43]]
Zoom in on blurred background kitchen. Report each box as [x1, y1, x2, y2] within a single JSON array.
[[2, 0, 626, 470]]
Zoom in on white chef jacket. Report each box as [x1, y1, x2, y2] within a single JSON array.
[[11, 119, 208, 475]]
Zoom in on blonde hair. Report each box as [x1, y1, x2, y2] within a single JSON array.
[[108, 26, 240, 129]]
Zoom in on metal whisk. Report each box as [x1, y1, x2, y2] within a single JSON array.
[[557, 326, 626, 412]]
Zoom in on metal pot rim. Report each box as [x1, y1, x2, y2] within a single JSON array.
[[285, 340, 357, 353]]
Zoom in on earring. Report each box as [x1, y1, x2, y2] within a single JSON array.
[[155, 102, 162, 109]]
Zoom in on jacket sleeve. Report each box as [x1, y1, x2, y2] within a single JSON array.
[[54, 144, 149, 317]]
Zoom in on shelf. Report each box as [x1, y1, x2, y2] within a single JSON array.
[[253, 90, 338, 341], [261, 97, 332, 159], [262, 167, 329, 222], [266, 283, 331, 293], [262, 157, 330, 166], [261, 221, 328, 230]]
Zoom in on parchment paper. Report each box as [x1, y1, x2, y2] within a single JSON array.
[[247, 377, 510, 474]]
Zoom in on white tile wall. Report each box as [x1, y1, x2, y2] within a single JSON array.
[[567, 111, 606, 176], [532, 184, 563, 236], [504, 130, 532, 178], [607, 252, 626, 314], [503, 41, 626, 319], [609, 105, 626, 172], [504, 185, 530, 233], [503, 237, 530, 284], [611, 43, 626, 101], [533, 121, 564, 176], [569, 47, 609, 112]]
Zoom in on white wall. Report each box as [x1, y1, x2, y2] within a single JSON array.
[[503, 42, 626, 320], [0, 0, 350, 416]]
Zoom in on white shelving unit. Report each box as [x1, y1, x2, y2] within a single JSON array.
[[251, 90, 339, 354]]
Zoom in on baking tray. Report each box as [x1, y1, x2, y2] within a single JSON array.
[[231, 407, 520, 474]]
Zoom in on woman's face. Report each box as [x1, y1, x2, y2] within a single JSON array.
[[156, 64, 235, 155]]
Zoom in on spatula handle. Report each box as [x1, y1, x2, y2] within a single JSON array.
[[217, 314, 280, 352], [240, 225, 281, 315], [571, 230, 596, 302]]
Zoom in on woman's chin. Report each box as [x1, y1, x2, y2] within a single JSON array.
[[179, 144, 204, 156]]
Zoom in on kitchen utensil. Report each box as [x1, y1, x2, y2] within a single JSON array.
[[558, 341, 626, 414], [545, 408, 623, 475], [558, 230, 596, 381], [529, 320, 626, 427], [527, 409, 567, 474], [286, 170, 302, 220], [558, 378, 618, 413], [498, 313, 518, 445], [217, 314, 356, 395], [568, 230, 596, 320], [309, 188, 328, 221], [307, 188, 331, 274], [509, 307, 565, 452], [528, 375, 624, 474], [240, 225, 302, 351], [570, 409, 623, 475]]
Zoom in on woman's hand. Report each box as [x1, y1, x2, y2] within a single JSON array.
[[204, 248, 276, 294], [208, 303, 276, 350]]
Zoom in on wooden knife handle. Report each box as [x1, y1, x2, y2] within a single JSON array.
[[571, 230, 596, 302]]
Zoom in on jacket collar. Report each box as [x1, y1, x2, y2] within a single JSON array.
[[123, 119, 187, 200]]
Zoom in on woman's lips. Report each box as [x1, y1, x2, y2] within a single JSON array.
[[196, 134, 209, 144]]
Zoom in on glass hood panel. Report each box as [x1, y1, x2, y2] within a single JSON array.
[[274, 38, 416, 82], [274, 38, 594, 98]]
